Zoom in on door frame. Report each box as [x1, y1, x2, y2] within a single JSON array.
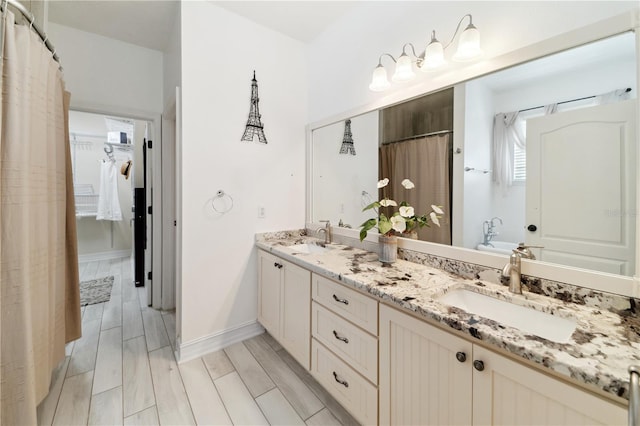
[[70, 101, 164, 308], [161, 97, 177, 311]]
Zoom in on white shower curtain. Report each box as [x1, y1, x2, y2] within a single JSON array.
[[0, 10, 81, 424]]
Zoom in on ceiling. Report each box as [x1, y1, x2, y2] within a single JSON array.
[[214, 1, 356, 43], [480, 31, 637, 92], [47, 1, 356, 51], [48, 1, 179, 51]]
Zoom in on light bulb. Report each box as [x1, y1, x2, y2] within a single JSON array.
[[421, 32, 446, 71], [391, 53, 415, 83], [453, 23, 482, 62], [369, 64, 391, 91]]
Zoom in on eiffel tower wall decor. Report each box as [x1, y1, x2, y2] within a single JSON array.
[[339, 119, 356, 155], [241, 71, 268, 144]]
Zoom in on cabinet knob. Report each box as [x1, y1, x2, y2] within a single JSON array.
[[273, 262, 283, 269], [527, 224, 537, 232], [333, 330, 349, 344], [333, 371, 349, 388], [473, 360, 485, 371], [455, 352, 467, 363], [332, 294, 349, 305]]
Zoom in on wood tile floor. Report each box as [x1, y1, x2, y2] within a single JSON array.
[[37, 257, 358, 425]]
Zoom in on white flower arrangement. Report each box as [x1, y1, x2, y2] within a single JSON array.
[[359, 178, 444, 241]]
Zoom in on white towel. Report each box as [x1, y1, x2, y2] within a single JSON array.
[[96, 160, 123, 221]]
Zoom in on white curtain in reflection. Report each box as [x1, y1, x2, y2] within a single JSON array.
[[492, 112, 524, 194], [595, 88, 631, 105], [543, 104, 558, 115]]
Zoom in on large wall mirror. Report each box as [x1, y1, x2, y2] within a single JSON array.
[[310, 22, 638, 284]]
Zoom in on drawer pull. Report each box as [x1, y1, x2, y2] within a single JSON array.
[[332, 294, 349, 305], [333, 371, 349, 388], [332, 330, 349, 344]]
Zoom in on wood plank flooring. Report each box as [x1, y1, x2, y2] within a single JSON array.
[[37, 257, 359, 425]]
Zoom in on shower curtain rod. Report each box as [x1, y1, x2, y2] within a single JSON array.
[[383, 129, 453, 145], [0, 0, 59, 62], [518, 87, 632, 113]]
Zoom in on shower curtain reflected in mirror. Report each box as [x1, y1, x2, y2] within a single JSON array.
[[379, 134, 452, 244], [0, 10, 81, 424]]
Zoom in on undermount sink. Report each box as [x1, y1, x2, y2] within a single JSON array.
[[286, 242, 333, 254], [438, 289, 577, 343]]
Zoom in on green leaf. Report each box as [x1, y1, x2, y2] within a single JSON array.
[[416, 215, 431, 228], [359, 218, 377, 241], [400, 201, 409, 207], [378, 217, 392, 235], [362, 201, 380, 212]]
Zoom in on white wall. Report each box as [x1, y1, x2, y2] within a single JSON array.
[[307, 1, 639, 123], [492, 60, 637, 113], [163, 5, 181, 110], [179, 2, 308, 344], [312, 111, 379, 229], [461, 80, 494, 249], [47, 22, 163, 114]]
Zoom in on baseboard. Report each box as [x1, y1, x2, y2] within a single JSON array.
[[175, 320, 265, 363], [78, 250, 131, 263]]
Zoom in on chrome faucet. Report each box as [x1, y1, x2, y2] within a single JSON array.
[[482, 217, 503, 246], [317, 220, 331, 244], [502, 243, 538, 294], [338, 218, 352, 229]]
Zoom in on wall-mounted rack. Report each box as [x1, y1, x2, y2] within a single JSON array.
[[464, 166, 491, 174]]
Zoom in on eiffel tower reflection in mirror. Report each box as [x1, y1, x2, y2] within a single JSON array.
[[339, 119, 356, 155], [241, 71, 268, 144]]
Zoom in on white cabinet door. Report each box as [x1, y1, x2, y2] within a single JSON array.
[[472, 345, 627, 425], [280, 261, 311, 369], [257, 251, 282, 338], [379, 305, 472, 426]]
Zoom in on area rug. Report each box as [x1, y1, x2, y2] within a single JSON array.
[[79, 276, 114, 306]]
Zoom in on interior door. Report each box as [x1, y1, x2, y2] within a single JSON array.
[[526, 99, 636, 275]]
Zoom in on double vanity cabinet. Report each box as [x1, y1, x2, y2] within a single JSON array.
[[257, 246, 627, 425], [379, 306, 625, 425]]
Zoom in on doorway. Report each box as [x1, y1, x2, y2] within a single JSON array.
[[69, 110, 157, 306]]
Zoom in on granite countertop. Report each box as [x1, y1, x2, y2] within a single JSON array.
[[256, 231, 640, 402]]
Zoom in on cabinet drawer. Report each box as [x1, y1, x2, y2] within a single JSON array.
[[312, 302, 378, 384], [312, 274, 378, 335], [311, 339, 378, 426]]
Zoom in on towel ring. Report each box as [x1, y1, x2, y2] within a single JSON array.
[[212, 190, 233, 214]]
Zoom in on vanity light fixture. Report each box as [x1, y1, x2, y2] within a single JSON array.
[[369, 14, 483, 92]]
